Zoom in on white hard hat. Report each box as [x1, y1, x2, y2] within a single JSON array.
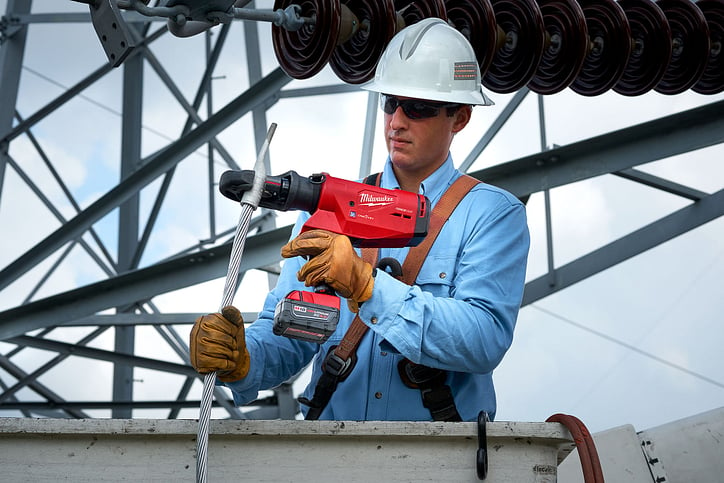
[[361, 18, 493, 106]]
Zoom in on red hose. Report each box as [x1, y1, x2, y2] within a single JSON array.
[[547, 413, 604, 483]]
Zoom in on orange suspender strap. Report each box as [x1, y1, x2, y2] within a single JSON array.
[[301, 174, 480, 420], [399, 174, 480, 284]]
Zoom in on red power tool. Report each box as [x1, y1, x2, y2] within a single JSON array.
[[219, 170, 430, 343]]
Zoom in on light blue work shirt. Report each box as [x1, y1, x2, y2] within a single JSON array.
[[222, 154, 530, 421]]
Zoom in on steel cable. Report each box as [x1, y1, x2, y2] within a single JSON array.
[[196, 123, 277, 483]]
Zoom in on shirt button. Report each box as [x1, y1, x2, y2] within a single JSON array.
[[380, 351, 388, 356], [375, 392, 383, 399], [371, 317, 378, 324], [439, 272, 447, 279]]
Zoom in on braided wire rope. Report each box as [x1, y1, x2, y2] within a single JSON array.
[[196, 123, 277, 483]]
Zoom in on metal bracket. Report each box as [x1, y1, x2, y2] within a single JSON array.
[[477, 411, 489, 480], [88, 0, 136, 67], [0, 15, 22, 44], [165, 0, 234, 22], [640, 437, 670, 482]]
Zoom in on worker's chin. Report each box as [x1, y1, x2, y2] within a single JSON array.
[[389, 151, 415, 168]]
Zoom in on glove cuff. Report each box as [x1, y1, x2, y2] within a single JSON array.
[[357, 272, 374, 303], [217, 347, 251, 382]]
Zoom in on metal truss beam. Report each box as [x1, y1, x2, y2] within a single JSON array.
[[0, 66, 291, 292], [523, 188, 724, 304], [468, 99, 724, 304], [0, 400, 233, 410], [7, 335, 196, 377], [0, 394, 282, 412], [0, 25, 167, 145], [0, 225, 291, 340], [0, 0, 30, 204], [63, 313, 259, 326], [612, 168, 709, 201], [475, 100, 724, 197], [0, 353, 89, 418]]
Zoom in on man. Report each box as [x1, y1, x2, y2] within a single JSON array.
[[190, 18, 529, 421]]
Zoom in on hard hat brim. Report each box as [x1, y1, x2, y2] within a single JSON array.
[[361, 81, 494, 106]]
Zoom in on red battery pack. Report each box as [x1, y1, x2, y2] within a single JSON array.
[[273, 290, 340, 343]]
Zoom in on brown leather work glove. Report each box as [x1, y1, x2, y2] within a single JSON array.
[[189, 305, 250, 382], [281, 229, 374, 310]]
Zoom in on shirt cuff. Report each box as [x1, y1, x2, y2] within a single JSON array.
[[217, 341, 264, 406], [358, 269, 409, 341]]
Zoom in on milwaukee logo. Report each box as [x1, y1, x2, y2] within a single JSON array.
[[359, 192, 394, 207]]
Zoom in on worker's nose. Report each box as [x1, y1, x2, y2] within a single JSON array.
[[388, 106, 408, 129]]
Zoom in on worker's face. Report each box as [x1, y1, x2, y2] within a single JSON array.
[[382, 95, 472, 184]]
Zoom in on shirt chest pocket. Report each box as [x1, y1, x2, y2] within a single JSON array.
[[413, 255, 457, 297]]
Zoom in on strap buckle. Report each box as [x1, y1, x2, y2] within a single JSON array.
[[322, 346, 356, 380], [398, 359, 462, 422], [398, 359, 447, 389], [420, 386, 460, 421], [299, 347, 356, 419]]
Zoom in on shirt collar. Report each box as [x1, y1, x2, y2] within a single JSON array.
[[380, 153, 459, 205]]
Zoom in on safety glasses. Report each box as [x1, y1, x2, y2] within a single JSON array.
[[380, 94, 460, 120]]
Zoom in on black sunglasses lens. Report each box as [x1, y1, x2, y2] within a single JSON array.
[[405, 101, 438, 119], [381, 96, 397, 114], [381, 96, 439, 119]]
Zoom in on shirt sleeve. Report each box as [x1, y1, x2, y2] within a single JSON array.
[[358, 185, 530, 374], [221, 214, 320, 406]]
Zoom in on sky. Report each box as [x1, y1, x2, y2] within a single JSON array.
[[0, 0, 723, 435]]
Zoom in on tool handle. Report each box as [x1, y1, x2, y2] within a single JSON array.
[[314, 282, 335, 296]]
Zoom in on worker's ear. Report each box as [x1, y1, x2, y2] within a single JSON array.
[[451, 105, 472, 133]]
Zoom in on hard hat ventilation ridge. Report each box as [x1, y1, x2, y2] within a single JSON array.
[[399, 19, 444, 61]]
